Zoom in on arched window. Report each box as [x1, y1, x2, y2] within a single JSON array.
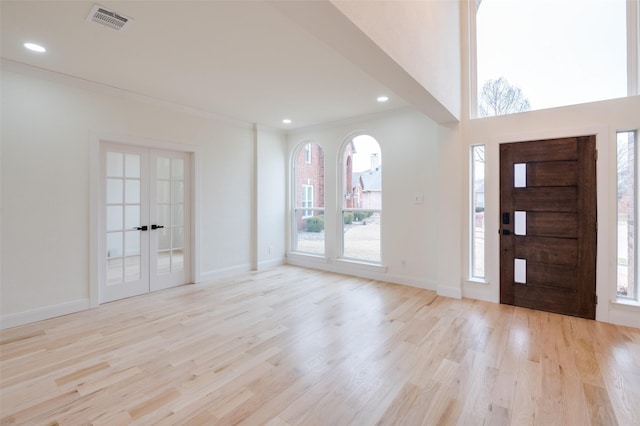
[[341, 135, 381, 263], [292, 142, 325, 255]]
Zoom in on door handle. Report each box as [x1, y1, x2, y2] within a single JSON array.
[[135, 226, 148, 231], [151, 224, 164, 230]]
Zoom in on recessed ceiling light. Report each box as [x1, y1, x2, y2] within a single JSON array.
[[24, 42, 46, 53], [282, 119, 292, 124], [377, 96, 389, 103]]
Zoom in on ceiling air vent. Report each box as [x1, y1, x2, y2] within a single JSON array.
[[87, 4, 133, 31]]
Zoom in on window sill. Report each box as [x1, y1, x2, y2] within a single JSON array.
[[331, 258, 387, 273], [287, 251, 328, 263], [610, 298, 640, 311], [466, 277, 490, 285]]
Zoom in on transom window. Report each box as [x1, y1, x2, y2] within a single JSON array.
[[473, 0, 636, 117]]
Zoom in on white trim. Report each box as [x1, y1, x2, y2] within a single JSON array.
[[197, 263, 253, 284], [287, 253, 438, 291], [90, 132, 200, 305], [437, 285, 462, 300], [608, 301, 640, 328], [0, 299, 90, 330], [463, 279, 496, 303], [258, 257, 287, 270], [0, 59, 254, 129]]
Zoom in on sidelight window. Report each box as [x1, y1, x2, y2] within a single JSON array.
[[471, 145, 485, 278], [617, 130, 639, 301]]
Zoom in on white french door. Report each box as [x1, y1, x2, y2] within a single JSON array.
[[100, 143, 191, 303]]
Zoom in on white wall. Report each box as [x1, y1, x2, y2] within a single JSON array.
[[332, 0, 461, 119], [0, 65, 284, 327], [256, 125, 287, 269], [286, 109, 443, 291], [458, 96, 640, 328]]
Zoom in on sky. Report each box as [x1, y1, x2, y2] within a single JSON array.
[[352, 134, 381, 173], [477, 0, 628, 112]]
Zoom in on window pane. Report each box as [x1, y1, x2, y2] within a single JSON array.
[[294, 209, 324, 255], [514, 258, 526, 284], [125, 154, 140, 178], [617, 131, 636, 299], [343, 211, 380, 263], [471, 145, 485, 278], [106, 152, 123, 177], [514, 163, 526, 188], [514, 211, 526, 236], [106, 179, 123, 204], [343, 135, 381, 209], [295, 143, 324, 209], [477, 0, 627, 117], [293, 142, 325, 256]]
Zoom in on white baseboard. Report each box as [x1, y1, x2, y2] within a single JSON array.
[[257, 257, 286, 270], [1, 299, 91, 330], [197, 263, 253, 284], [462, 280, 497, 303], [437, 285, 462, 299], [287, 254, 435, 291]]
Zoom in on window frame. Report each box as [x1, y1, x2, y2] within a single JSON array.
[[469, 0, 640, 119]]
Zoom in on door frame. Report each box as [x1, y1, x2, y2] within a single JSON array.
[[89, 132, 200, 307], [476, 125, 610, 322]]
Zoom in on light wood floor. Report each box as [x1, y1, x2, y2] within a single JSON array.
[[1, 266, 639, 425]]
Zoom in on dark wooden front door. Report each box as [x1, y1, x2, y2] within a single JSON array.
[[499, 136, 597, 319]]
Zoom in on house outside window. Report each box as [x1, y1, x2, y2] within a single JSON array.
[[342, 135, 381, 263], [293, 142, 325, 255]]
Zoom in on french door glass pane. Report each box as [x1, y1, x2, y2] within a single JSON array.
[[125, 180, 140, 204], [125, 154, 141, 178], [157, 181, 170, 203], [107, 179, 123, 204], [125, 256, 141, 281], [107, 152, 123, 177], [157, 157, 170, 179], [107, 206, 123, 231], [124, 231, 140, 256], [124, 206, 140, 229], [107, 258, 123, 285], [107, 232, 123, 258], [172, 158, 184, 179], [156, 155, 185, 275]]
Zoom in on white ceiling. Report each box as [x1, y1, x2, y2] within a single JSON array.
[[1, 0, 415, 130]]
